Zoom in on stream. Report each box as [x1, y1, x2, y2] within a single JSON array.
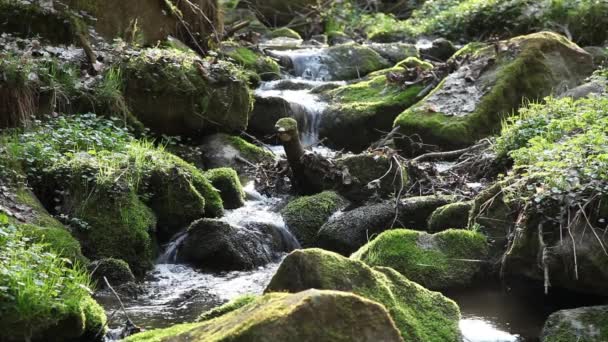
[[97, 45, 606, 342]]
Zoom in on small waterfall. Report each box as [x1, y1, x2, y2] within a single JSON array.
[[270, 48, 331, 81], [157, 231, 189, 264]]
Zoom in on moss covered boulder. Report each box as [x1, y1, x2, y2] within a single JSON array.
[[281, 191, 348, 247], [88, 258, 135, 287], [320, 67, 425, 152], [125, 289, 403, 342], [122, 48, 252, 137], [368, 43, 419, 64], [352, 229, 488, 290], [541, 306, 608, 342], [200, 133, 274, 175], [317, 195, 454, 255], [428, 201, 472, 232], [266, 249, 461, 341], [394, 32, 593, 155], [220, 42, 281, 82], [204, 168, 245, 210]]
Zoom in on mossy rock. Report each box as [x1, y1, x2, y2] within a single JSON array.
[[352, 229, 488, 290], [332, 153, 409, 203], [541, 306, 608, 342], [223, 8, 271, 36], [204, 168, 245, 210], [80, 296, 108, 341], [71, 188, 156, 276], [395, 57, 434, 70], [317, 195, 454, 255], [428, 201, 472, 232], [197, 295, 259, 322], [122, 48, 253, 137], [394, 32, 594, 155], [220, 42, 281, 82], [200, 133, 274, 175], [368, 43, 419, 64], [125, 289, 403, 342], [266, 249, 461, 342], [281, 191, 348, 247], [320, 69, 424, 152], [18, 223, 85, 263], [268, 27, 302, 40], [88, 258, 136, 287], [146, 154, 224, 241]]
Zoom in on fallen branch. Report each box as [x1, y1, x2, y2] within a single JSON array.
[[411, 140, 490, 163]]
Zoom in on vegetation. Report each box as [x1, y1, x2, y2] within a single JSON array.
[[0, 220, 106, 341]]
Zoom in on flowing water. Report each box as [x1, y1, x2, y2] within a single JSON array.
[[99, 46, 607, 341]]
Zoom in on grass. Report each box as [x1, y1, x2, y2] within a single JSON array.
[[0, 221, 95, 341]]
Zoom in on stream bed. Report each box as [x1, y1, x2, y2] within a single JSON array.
[[98, 45, 607, 342]]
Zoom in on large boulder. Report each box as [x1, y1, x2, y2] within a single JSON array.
[[125, 289, 404, 342], [394, 32, 593, 155], [219, 42, 281, 82], [317, 195, 455, 255], [281, 191, 349, 247], [204, 168, 245, 210], [320, 65, 425, 152], [266, 249, 461, 342], [275, 44, 391, 81], [368, 43, 419, 64], [541, 306, 608, 342], [248, 95, 293, 139], [352, 229, 489, 290], [176, 218, 295, 270], [122, 48, 252, 137]]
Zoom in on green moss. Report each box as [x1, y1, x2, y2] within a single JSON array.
[[394, 32, 593, 150], [275, 117, 298, 132], [197, 295, 259, 322], [396, 57, 433, 71], [352, 229, 488, 290], [321, 71, 423, 151], [428, 202, 472, 232], [223, 135, 274, 163], [89, 258, 135, 286], [269, 27, 302, 40], [221, 42, 281, 81], [204, 168, 245, 210], [73, 188, 156, 275], [126, 289, 403, 342], [542, 306, 608, 342], [122, 48, 252, 136], [18, 223, 85, 263], [281, 191, 348, 247], [326, 44, 391, 80], [266, 248, 461, 342], [81, 296, 108, 340]]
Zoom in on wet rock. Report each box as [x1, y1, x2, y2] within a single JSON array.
[[428, 201, 472, 232], [281, 191, 349, 247], [223, 8, 271, 36], [266, 249, 461, 341], [125, 289, 404, 342], [199, 133, 274, 175], [541, 306, 608, 342], [248, 95, 293, 139], [177, 218, 292, 271], [316, 195, 455, 255], [352, 229, 488, 290], [368, 42, 419, 64], [394, 32, 594, 155], [419, 38, 458, 61], [204, 168, 245, 210], [122, 48, 252, 137], [268, 27, 302, 40], [276, 43, 391, 81], [89, 258, 136, 286]]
